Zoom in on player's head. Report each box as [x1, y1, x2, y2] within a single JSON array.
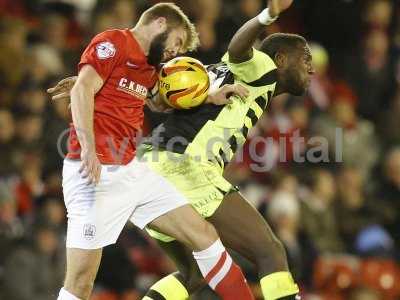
[[138, 3, 199, 66], [260, 33, 314, 96]]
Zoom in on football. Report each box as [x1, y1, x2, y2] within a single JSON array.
[[158, 57, 210, 109]]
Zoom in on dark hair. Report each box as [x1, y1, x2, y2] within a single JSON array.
[[138, 2, 199, 51], [259, 33, 307, 59]]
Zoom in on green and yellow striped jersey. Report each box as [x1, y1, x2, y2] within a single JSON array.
[[146, 48, 277, 169]]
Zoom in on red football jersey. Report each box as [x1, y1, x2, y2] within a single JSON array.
[[67, 29, 158, 164]]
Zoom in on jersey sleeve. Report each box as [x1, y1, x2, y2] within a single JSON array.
[[222, 48, 277, 84], [78, 31, 126, 81]]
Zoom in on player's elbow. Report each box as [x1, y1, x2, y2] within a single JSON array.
[[70, 81, 84, 102], [227, 44, 240, 61], [227, 44, 251, 64]]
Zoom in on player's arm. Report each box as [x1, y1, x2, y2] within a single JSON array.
[[228, 0, 293, 63], [70, 65, 103, 184], [146, 83, 249, 112]]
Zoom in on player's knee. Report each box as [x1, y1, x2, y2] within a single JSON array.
[[196, 220, 219, 249], [185, 219, 219, 251], [254, 236, 288, 273]]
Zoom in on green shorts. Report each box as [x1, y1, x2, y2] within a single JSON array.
[[140, 148, 237, 242]]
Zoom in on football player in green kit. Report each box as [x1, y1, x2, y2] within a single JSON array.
[[140, 0, 313, 299]]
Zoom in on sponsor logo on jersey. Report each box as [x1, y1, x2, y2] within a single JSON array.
[[117, 77, 148, 99], [96, 42, 116, 59]]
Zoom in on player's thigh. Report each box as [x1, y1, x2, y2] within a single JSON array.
[[157, 240, 205, 293], [62, 159, 140, 249], [148, 204, 219, 251], [208, 192, 288, 271]]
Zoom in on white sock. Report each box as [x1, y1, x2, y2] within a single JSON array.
[[57, 287, 81, 300], [192, 239, 232, 289]]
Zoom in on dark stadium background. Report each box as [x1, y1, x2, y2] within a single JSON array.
[[0, 0, 400, 299]]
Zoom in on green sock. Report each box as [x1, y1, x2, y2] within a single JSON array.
[[143, 274, 189, 300]]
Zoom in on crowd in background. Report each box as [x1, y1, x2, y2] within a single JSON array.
[[0, 0, 400, 299]]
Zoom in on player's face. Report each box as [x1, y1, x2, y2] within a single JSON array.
[[148, 30, 169, 66], [162, 27, 187, 61], [286, 44, 314, 96]]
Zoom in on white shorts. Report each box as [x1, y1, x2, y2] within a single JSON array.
[[62, 157, 187, 249]]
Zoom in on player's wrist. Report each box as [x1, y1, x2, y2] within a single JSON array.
[[257, 8, 278, 25]]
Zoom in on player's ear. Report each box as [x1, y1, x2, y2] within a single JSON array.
[[274, 52, 287, 69]]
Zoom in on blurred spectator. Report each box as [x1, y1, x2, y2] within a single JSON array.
[[93, 0, 138, 33], [307, 42, 333, 110], [14, 113, 44, 152], [354, 225, 394, 257], [345, 29, 395, 122], [300, 169, 344, 254], [38, 198, 66, 236], [13, 85, 48, 115], [1, 222, 64, 300], [377, 85, 400, 147], [362, 0, 393, 31], [311, 83, 379, 179], [348, 287, 382, 300], [193, 0, 222, 63], [0, 17, 28, 105], [14, 152, 44, 217], [0, 109, 18, 175], [334, 166, 379, 253], [0, 182, 24, 271], [373, 147, 400, 249], [267, 190, 315, 284]]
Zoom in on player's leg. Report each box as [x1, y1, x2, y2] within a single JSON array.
[[134, 152, 252, 299], [208, 191, 299, 300], [58, 159, 143, 300], [143, 240, 204, 300], [143, 191, 298, 300], [58, 248, 102, 300], [147, 204, 254, 300]]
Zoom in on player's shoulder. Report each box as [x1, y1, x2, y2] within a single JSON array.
[[89, 29, 128, 59], [222, 48, 276, 71], [92, 29, 127, 44], [253, 48, 276, 72]]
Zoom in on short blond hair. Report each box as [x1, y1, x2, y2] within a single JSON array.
[[139, 2, 199, 52]]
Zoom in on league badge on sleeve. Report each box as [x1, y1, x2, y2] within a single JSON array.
[[96, 42, 116, 59]]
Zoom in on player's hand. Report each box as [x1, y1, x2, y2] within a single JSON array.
[[79, 147, 102, 185], [268, 0, 293, 18], [206, 84, 250, 106], [47, 76, 77, 101], [145, 95, 174, 113]]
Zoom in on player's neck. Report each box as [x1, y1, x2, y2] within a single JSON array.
[[274, 82, 285, 96], [130, 27, 152, 55]]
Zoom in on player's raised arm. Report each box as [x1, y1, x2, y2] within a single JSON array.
[[227, 0, 293, 63]]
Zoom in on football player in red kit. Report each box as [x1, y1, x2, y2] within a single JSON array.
[[57, 3, 254, 300]]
